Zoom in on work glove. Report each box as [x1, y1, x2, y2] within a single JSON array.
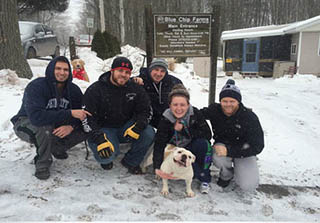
[[123, 123, 141, 140], [95, 133, 114, 159]]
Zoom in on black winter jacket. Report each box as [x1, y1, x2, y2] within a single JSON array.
[[153, 107, 212, 170], [138, 67, 182, 128], [200, 103, 264, 158], [11, 56, 83, 128], [83, 71, 152, 132]]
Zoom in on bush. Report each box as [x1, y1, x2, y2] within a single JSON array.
[[91, 30, 107, 59], [91, 29, 121, 60], [102, 31, 121, 58]]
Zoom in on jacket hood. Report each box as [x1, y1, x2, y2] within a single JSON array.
[[98, 71, 111, 83], [163, 105, 194, 125], [45, 56, 73, 83]]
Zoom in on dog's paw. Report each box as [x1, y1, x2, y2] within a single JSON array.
[[186, 190, 195, 197], [161, 190, 169, 196]]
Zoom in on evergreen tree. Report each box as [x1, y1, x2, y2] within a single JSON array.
[[91, 29, 107, 60], [102, 31, 121, 59]]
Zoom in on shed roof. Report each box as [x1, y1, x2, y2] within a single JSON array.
[[221, 15, 320, 41]]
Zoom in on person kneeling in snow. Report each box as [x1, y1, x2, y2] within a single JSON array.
[[83, 57, 155, 174], [11, 56, 92, 180], [200, 79, 264, 192], [133, 58, 183, 129]]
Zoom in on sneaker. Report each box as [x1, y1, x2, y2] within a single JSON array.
[[217, 177, 232, 188], [121, 159, 143, 175], [35, 167, 50, 180], [101, 162, 113, 170], [52, 150, 68, 159], [200, 182, 210, 194]]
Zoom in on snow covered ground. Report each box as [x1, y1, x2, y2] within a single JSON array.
[[0, 46, 319, 221]]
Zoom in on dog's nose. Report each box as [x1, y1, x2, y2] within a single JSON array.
[[181, 154, 187, 161]]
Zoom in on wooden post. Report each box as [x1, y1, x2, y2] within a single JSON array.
[[144, 3, 153, 67], [69, 36, 77, 61], [208, 4, 221, 105]]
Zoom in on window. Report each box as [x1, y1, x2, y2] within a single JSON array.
[[246, 43, 257, 62], [35, 25, 44, 34], [44, 25, 53, 35], [291, 43, 297, 55]]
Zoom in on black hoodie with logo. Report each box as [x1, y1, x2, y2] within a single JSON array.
[[83, 71, 152, 133]]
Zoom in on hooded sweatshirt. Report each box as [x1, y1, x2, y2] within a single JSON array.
[[153, 106, 212, 170], [83, 71, 152, 133], [11, 56, 83, 127]]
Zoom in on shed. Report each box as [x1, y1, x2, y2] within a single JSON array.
[[221, 15, 320, 77]]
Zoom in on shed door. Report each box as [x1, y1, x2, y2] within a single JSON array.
[[242, 39, 260, 72]]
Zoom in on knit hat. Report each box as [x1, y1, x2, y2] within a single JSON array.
[[219, 79, 242, 102], [111, 57, 133, 72], [168, 84, 190, 104], [149, 58, 168, 72]]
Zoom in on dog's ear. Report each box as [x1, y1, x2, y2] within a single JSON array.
[[71, 60, 76, 67], [164, 144, 175, 159], [191, 154, 196, 163], [164, 144, 175, 153]]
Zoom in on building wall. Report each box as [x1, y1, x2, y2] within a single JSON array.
[[299, 32, 320, 75]]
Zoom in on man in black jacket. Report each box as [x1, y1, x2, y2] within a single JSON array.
[[201, 79, 264, 191], [11, 56, 91, 180], [135, 58, 182, 128], [83, 57, 155, 174]]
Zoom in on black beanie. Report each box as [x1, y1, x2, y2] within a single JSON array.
[[111, 57, 133, 72], [219, 79, 242, 102]]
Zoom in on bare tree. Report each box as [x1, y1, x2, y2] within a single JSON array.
[[72, 0, 320, 52], [0, 0, 32, 78]]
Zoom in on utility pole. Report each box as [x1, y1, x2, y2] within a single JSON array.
[[119, 0, 125, 44], [99, 0, 105, 32]]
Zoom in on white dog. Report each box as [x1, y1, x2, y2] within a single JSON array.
[[160, 144, 196, 197]]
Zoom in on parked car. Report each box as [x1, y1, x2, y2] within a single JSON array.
[[19, 21, 60, 59], [76, 34, 93, 45]]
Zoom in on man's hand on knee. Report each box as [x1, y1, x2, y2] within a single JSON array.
[[53, 125, 73, 138]]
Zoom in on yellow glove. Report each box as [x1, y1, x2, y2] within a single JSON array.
[[96, 133, 114, 158], [123, 123, 140, 140]]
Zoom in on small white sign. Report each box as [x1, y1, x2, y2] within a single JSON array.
[[87, 18, 94, 28]]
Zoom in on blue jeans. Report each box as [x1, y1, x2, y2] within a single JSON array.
[[186, 138, 212, 183], [88, 120, 155, 167]]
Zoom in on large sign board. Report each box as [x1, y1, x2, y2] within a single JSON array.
[[154, 14, 212, 57]]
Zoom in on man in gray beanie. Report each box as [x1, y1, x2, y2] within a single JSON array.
[[200, 79, 264, 193], [135, 58, 182, 128]]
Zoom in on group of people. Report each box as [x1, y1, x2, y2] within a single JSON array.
[[11, 55, 264, 195]]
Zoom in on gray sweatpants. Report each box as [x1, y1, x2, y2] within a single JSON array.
[[212, 153, 259, 191], [13, 116, 90, 170]]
